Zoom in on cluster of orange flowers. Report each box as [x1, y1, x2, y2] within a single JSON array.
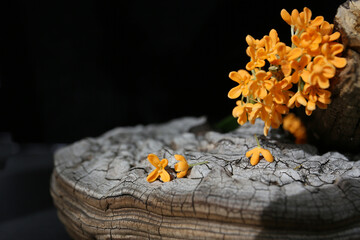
[[228, 7, 346, 136], [146, 154, 207, 183]]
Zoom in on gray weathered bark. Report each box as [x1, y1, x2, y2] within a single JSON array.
[[51, 117, 360, 240], [304, 0, 360, 151]]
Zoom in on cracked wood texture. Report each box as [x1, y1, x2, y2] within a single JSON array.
[[51, 117, 360, 240], [304, 0, 360, 152]]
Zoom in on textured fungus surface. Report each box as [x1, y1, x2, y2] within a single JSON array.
[[51, 117, 360, 240]]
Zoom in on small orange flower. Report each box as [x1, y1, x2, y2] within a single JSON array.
[[228, 70, 251, 99], [248, 70, 272, 99], [302, 83, 331, 115], [283, 113, 307, 144], [290, 54, 311, 83], [246, 135, 274, 165], [291, 31, 322, 56], [319, 21, 340, 43], [281, 7, 323, 32], [263, 29, 280, 62], [287, 91, 307, 108], [146, 154, 171, 183], [296, 7, 324, 32], [246, 34, 265, 49], [301, 55, 335, 89], [321, 43, 347, 68], [232, 101, 252, 125], [174, 154, 189, 178], [246, 146, 274, 166], [280, 8, 299, 27], [174, 155, 208, 178], [274, 42, 302, 76], [246, 46, 266, 70], [266, 78, 292, 104]]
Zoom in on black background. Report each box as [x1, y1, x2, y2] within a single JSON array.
[[0, 1, 345, 239]]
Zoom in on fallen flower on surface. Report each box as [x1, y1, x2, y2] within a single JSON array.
[[174, 154, 189, 178], [174, 154, 209, 178], [246, 135, 274, 165], [146, 154, 171, 183]]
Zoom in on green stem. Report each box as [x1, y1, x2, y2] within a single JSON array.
[[188, 161, 209, 168], [254, 134, 261, 148], [251, 69, 256, 77]]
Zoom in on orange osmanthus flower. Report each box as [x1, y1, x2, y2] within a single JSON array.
[[321, 43, 347, 68], [174, 154, 189, 178], [287, 91, 307, 108], [248, 70, 273, 99], [319, 21, 340, 43], [263, 29, 280, 62], [146, 154, 171, 183], [246, 135, 274, 165], [291, 31, 322, 56], [301, 55, 335, 89], [290, 54, 311, 83], [228, 70, 251, 99], [303, 83, 331, 115], [246, 34, 265, 49], [246, 46, 266, 70], [283, 113, 307, 144], [274, 42, 302, 76], [174, 155, 208, 178], [232, 101, 252, 125], [246, 147, 274, 165]]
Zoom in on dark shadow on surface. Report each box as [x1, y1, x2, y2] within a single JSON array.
[[254, 178, 360, 240]]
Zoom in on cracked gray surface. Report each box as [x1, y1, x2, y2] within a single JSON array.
[[50, 117, 360, 240]]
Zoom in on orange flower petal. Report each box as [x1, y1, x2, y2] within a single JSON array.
[[159, 158, 168, 168], [259, 149, 274, 162], [246, 148, 258, 158], [287, 48, 302, 61], [301, 70, 310, 83], [331, 57, 347, 68], [160, 171, 171, 182], [297, 94, 307, 106], [329, 32, 340, 41], [305, 108, 313, 116], [147, 154, 160, 167], [174, 161, 188, 172], [232, 105, 245, 117], [228, 86, 242, 99], [281, 9, 292, 25], [238, 69, 251, 79], [177, 170, 188, 178], [311, 16, 324, 27], [147, 169, 160, 183], [238, 114, 248, 125], [331, 43, 344, 55], [291, 9, 299, 25], [282, 63, 292, 77], [250, 153, 260, 166], [246, 61, 255, 71], [291, 35, 301, 47], [229, 71, 241, 83], [246, 35, 255, 47], [307, 100, 316, 111], [276, 43, 287, 58], [303, 7, 312, 23]]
